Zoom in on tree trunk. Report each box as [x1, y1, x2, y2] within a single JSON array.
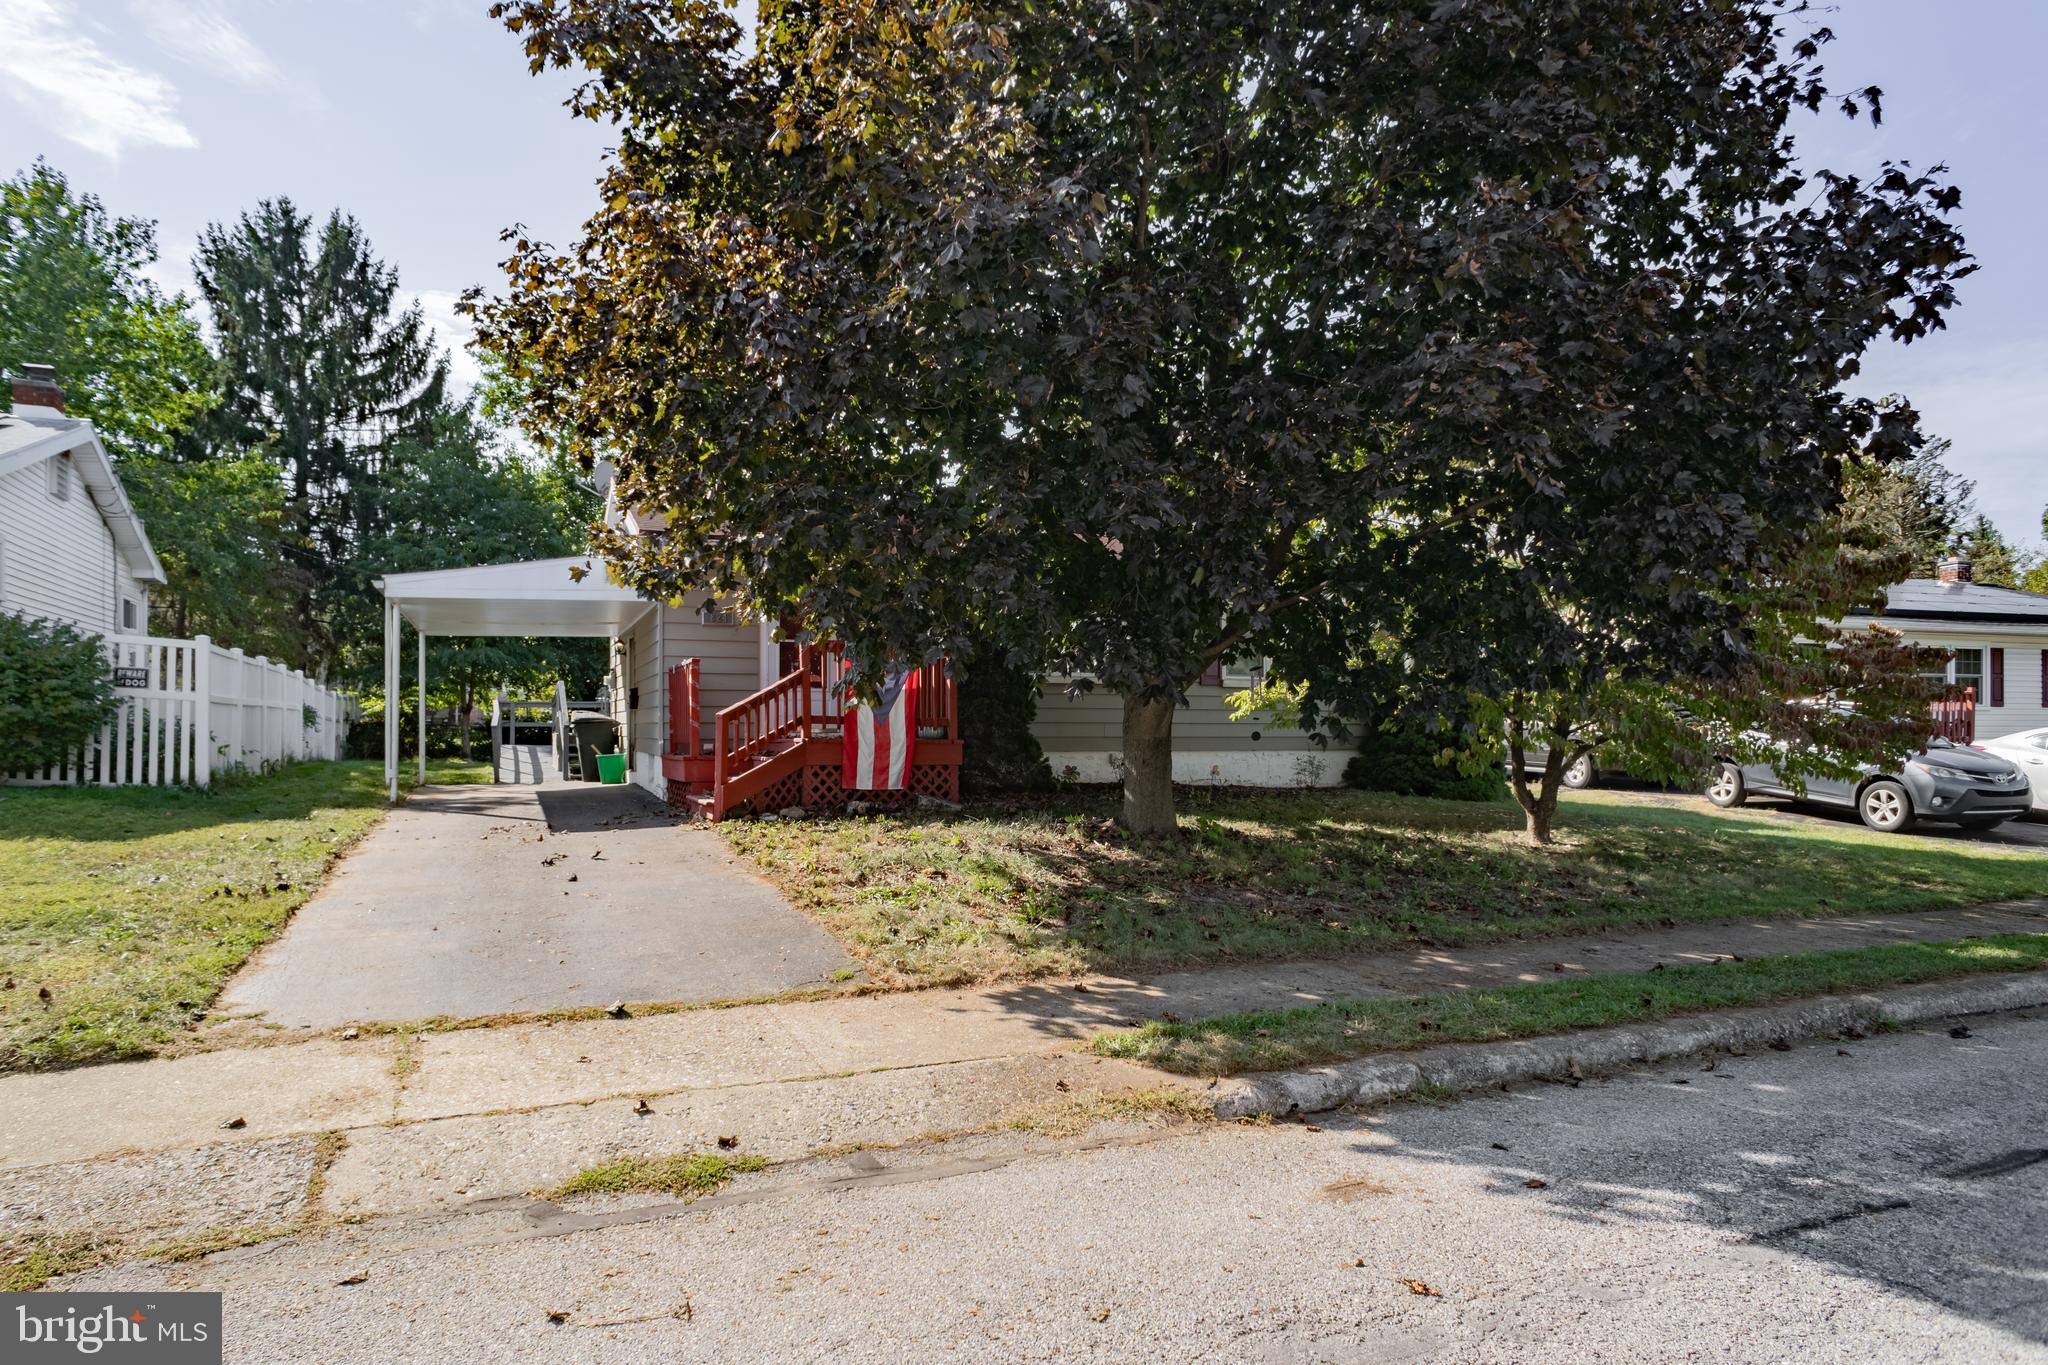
[[457, 683, 473, 760], [1120, 695, 1177, 835], [1522, 748, 1570, 846]]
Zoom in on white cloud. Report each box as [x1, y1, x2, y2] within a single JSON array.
[[1853, 336, 2048, 549], [0, 0, 195, 158], [131, 0, 279, 87], [414, 289, 483, 394]]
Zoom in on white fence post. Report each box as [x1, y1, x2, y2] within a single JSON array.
[[193, 636, 213, 788]]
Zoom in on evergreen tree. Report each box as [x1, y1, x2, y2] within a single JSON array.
[[195, 199, 449, 674]]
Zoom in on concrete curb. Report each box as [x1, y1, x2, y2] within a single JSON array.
[[1206, 971, 2048, 1120]]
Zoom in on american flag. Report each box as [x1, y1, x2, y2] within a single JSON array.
[[843, 667, 919, 790]]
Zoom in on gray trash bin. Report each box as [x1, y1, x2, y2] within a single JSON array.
[[570, 714, 622, 781]]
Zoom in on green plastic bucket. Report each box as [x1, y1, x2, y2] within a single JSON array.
[[596, 752, 628, 785]]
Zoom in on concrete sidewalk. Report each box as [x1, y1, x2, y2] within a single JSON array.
[[3, 898, 2042, 1179]]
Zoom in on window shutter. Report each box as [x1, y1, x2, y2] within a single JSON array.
[[1198, 660, 1224, 687], [1989, 647, 2005, 707]]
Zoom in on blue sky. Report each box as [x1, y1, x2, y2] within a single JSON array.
[[1, 0, 2041, 549]]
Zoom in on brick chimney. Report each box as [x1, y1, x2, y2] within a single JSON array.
[[1936, 556, 1973, 584], [8, 364, 64, 415]]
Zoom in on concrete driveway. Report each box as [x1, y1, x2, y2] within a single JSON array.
[[220, 777, 857, 1028]]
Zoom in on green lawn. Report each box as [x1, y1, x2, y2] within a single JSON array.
[[1090, 933, 2048, 1076], [0, 758, 488, 1069], [721, 787, 2048, 987]]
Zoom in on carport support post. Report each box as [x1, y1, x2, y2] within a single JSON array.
[[384, 599, 399, 803], [416, 630, 427, 787]]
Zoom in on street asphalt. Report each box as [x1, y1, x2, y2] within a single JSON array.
[[63, 1008, 2048, 1362]]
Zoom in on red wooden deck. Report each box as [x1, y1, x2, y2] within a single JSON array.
[[661, 644, 961, 821]]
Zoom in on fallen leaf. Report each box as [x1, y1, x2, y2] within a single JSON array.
[[1490, 1142, 1510, 1151], [1949, 1026, 1973, 1039], [1091, 1309, 1110, 1323], [607, 1001, 629, 1019], [633, 1099, 653, 1115], [341, 1027, 359, 1041], [545, 1309, 569, 1324], [1397, 1278, 1441, 1298], [717, 1135, 739, 1149], [221, 1117, 247, 1130], [567, 874, 579, 883], [1836, 1048, 1851, 1057], [1523, 1177, 1547, 1189], [1344, 1257, 1365, 1268], [1767, 1039, 1792, 1052], [337, 1271, 368, 1286], [1054, 1079, 1071, 1093]]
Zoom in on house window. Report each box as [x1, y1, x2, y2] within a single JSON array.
[[121, 598, 138, 632], [698, 601, 742, 627], [1220, 655, 1266, 689], [1919, 646, 1984, 697], [1951, 647, 1985, 700], [46, 456, 71, 501]]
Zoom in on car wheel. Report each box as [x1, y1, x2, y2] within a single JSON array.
[[1956, 815, 2010, 832], [1706, 763, 1746, 808], [1858, 779, 1915, 833], [1561, 754, 1597, 789]]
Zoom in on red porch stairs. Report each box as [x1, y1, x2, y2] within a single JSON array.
[[662, 645, 961, 821]]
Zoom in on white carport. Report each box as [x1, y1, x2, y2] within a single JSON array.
[[373, 557, 656, 801]]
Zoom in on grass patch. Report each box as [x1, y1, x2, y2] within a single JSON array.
[[0, 758, 488, 1070], [719, 786, 2048, 986], [1089, 932, 2048, 1075], [0, 1233, 115, 1292], [1002, 1086, 1215, 1137], [548, 1151, 769, 1201]]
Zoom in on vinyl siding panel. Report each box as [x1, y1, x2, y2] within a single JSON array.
[[1981, 645, 2048, 742], [1031, 683, 1329, 752], [0, 457, 125, 635], [655, 596, 763, 716]]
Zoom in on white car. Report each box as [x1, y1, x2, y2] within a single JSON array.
[[1975, 728, 2048, 813]]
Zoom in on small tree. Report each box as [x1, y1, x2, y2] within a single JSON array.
[[0, 614, 118, 773]]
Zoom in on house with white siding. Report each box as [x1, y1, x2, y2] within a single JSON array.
[[0, 367, 164, 638], [1844, 558, 2048, 744]]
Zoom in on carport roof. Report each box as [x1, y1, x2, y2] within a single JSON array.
[[374, 556, 656, 637]]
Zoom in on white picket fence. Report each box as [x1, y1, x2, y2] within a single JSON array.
[[6, 635, 352, 788]]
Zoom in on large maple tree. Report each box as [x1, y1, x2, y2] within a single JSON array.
[[477, 0, 1968, 832]]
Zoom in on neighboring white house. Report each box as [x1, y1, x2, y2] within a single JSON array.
[[0, 367, 164, 637], [1844, 558, 2048, 743]]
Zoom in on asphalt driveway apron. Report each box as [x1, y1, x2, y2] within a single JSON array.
[[219, 780, 856, 1028]]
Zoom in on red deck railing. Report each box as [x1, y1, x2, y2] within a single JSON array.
[[675, 641, 959, 817], [667, 659, 701, 757], [1932, 686, 1976, 745]]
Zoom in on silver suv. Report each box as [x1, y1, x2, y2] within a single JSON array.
[[1706, 735, 2031, 834]]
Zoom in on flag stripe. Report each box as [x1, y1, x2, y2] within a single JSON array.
[[843, 666, 917, 790]]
